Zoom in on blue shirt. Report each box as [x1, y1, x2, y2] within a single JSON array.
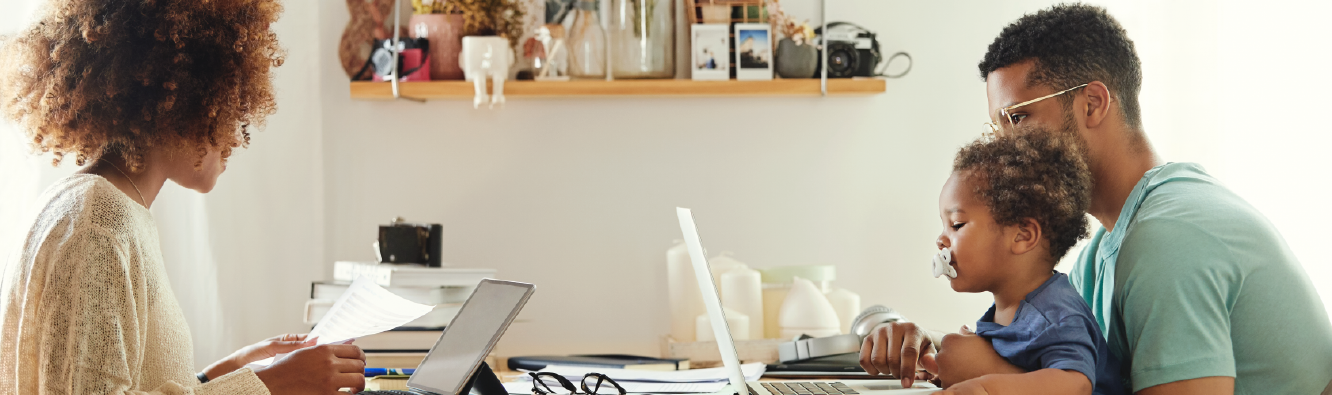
[[975, 273, 1127, 395], [1069, 162, 1332, 393]]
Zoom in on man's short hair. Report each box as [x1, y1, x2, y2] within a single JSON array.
[[979, 3, 1143, 129], [953, 131, 1093, 264]]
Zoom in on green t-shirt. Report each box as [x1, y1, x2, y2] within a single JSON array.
[[1069, 162, 1332, 394]]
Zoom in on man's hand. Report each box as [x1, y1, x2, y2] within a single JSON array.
[[859, 321, 943, 388], [203, 334, 319, 380], [254, 344, 367, 395]]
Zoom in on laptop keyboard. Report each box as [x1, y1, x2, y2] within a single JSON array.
[[762, 382, 858, 395]]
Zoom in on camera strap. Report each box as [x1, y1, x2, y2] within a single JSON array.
[[815, 22, 913, 79]]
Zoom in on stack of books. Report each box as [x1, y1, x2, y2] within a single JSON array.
[[305, 261, 496, 368]]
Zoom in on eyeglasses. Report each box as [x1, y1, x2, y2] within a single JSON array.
[[983, 83, 1089, 139], [529, 372, 627, 395]]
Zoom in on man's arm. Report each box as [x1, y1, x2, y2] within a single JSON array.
[[1115, 219, 1239, 393], [1135, 377, 1233, 395], [936, 369, 1090, 395]]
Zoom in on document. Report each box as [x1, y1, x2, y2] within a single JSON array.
[[251, 276, 435, 366]]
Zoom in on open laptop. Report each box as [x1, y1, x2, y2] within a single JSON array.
[[359, 279, 535, 395], [675, 208, 936, 395]]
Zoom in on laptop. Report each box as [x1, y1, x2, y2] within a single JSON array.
[[359, 279, 535, 395], [675, 208, 936, 395]]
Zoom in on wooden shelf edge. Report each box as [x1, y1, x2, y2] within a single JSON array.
[[349, 78, 886, 100]]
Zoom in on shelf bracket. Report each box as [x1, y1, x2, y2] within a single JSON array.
[[820, 0, 828, 97], [390, 0, 426, 103]]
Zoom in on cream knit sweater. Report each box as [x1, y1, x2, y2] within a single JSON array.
[[0, 174, 271, 395]]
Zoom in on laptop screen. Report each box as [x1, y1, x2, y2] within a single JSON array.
[[677, 207, 752, 394], [409, 279, 534, 395]]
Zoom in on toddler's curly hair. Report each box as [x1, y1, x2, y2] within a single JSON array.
[[953, 131, 1093, 264], [0, 0, 285, 171]]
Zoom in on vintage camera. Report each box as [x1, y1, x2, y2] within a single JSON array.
[[813, 22, 882, 78], [377, 217, 443, 267]]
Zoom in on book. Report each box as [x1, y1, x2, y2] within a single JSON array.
[[365, 376, 411, 391], [507, 355, 691, 372], [334, 261, 496, 287], [311, 281, 475, 305], [366, 352, 428, 369], [305, 300, 461, 327], [354, 329, 444, 351]]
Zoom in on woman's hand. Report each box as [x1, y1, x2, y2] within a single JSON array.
[[254, 344, 367, 395], [202, 334, 319, 380]]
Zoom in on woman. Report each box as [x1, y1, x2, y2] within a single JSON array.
[[0, 0, 366, 394]]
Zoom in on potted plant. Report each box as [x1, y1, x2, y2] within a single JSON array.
[[410, 0, 467, 80], [767, 0, 816, 79]]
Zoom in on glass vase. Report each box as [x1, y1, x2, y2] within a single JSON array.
[[567, 0, 606, 79], [610, 0, 675, 79]]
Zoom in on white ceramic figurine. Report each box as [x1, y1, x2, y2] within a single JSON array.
[[460, 36, 515, 109]]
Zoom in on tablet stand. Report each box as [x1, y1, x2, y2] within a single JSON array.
[[460, 361, 507, 395]]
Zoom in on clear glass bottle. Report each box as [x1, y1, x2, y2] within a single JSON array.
[[567, 0, 606, 79], [610, 0, 674, 78]]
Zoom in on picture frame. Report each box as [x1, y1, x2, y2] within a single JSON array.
[[733, 23, 773, 81], [691, 24, 730, 81]]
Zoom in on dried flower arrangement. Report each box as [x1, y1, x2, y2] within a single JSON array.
[[766, 0, 813, 45], [412, 0, 454, 14], [413, 0, 527, 46]]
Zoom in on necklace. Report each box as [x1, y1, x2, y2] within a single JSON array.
[[102, 159, 147, 206]]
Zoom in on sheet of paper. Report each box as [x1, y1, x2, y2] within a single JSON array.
[[504, 381, 728, 394], [251, 276, 435, 366], [520, 363, 766, 383]]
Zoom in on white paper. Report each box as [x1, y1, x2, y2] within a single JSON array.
[[251, 276, 435, 366], [519, 363, 766, 384], [504, 381, 728, 394]]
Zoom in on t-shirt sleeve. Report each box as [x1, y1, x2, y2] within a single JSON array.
[[1030, 315, 1100, 386], [1115, 219, 1238, 392]]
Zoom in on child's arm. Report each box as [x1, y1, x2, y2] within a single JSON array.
[[934, 368, 1092, 395]]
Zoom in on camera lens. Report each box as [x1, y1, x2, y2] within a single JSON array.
[[825, 42, 859, 78]]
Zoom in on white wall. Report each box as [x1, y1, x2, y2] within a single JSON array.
[[317, 0, 1061, 357]]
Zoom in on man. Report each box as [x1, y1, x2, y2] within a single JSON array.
[[859, 4, 1332, 395]]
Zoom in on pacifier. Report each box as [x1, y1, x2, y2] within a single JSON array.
[[932, 247, 957, 279]]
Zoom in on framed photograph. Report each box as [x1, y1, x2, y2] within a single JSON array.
[[691, 24, 730, 81], [734, 23, 773, 81]]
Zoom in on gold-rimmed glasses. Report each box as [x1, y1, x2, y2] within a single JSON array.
[[983, 83, 1089, 139]]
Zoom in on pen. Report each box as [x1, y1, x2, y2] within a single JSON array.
[[365, 368, 415, 377]]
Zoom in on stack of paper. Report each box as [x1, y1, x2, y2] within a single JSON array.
[[504, 363, 766, 394]]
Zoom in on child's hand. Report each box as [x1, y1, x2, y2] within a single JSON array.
[[930, 378, 990, 395]]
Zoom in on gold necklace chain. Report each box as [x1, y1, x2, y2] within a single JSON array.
[[102, 159, 147, 206]]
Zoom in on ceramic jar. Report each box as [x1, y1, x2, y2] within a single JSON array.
[[409, 13, 465, 80], [776, 38, 817, 79]]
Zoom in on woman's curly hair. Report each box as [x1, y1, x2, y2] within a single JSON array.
[[0, 0, 285, 171], [953, 130, 1093, 264]]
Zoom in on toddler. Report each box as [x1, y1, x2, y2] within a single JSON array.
[[927, 130, 1125, 395]]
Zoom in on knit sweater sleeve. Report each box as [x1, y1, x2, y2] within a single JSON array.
[[27, 227, 269, 395]]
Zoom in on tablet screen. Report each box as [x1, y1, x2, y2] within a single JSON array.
[[408, 279, 534, 395]]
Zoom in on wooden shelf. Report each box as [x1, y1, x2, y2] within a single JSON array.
[[349, 78, 886, 100]]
